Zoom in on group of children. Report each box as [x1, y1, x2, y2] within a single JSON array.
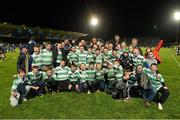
[[10, 38, 169, 110]]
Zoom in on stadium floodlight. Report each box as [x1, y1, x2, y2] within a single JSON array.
[[91, 17, 98, 26], [174, 11, 180, 44], [174, 12, 180, 21], [90, 17, 98, 37]]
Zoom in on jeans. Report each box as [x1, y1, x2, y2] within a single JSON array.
[[95, 80, 105, 91], [142, 85, 156, 102], [78, 82, 88, 93], [31, 81, 45, 95]]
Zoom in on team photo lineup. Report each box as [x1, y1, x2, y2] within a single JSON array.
[[8, 35, 170, 110]]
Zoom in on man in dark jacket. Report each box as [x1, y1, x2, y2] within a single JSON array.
[[113, 34, 121, 49], [52, 43, 65, 67], [17, 44, 33, 73]]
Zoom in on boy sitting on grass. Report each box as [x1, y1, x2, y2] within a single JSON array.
[[112, 69, 129, 101], [10, 69, 31, 107], [27, 66, 45, 97], [143, 63, 170, 110]]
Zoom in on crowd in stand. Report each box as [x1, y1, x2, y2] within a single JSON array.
[[9, 35, 169, 110]]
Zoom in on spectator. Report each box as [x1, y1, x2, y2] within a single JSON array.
[[17, 44, 32, 73]]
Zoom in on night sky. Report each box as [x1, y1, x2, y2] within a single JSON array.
[[0, 0, 180, 41]]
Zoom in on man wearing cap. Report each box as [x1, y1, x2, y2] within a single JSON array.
[[17, 44, 33, 73]]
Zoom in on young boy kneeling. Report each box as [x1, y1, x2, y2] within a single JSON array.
[[43, 67, 58, 93], [10, 69, 31, 107], [27, 66, 45, 97], [68, 64, 79, 91], [78, 64, 88, 93]]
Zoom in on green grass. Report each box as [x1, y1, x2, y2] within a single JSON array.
[[0, 48, 180, 119]]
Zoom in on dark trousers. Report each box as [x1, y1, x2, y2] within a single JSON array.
[[86, 81, 95, 92], [17, 84, 28, 98], [31, 81, 45, 95], [142, 86, 155, 102], [78, 82, 88, 93], [69, 81, 78, 91], [46, 81, 58, 92], [95, 80, 105, 91], [155, 87, 170, 104], [57, 80, 69, 91], [105, 80, 117, 94]]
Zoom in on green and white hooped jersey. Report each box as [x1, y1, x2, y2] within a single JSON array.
[[67, 51, 78, 64], [114, 65, 123, 81], [27, 71, 43, 84], [94, 54, 103, 64], [103, 53, 110, 61], [86, 69, 96, 81], [132, 54, 146, 68], [68, 70, 79, 82], [11, 76, 28, 91], [95, 70, 105, 81], [42, 72, 56, 81], [41, 49, 53, 66], [143, 68, 164, 91], [78, 70, 88, 83], [86, 53, 94, 64], [54, 66, 70, 81], [78, 51, 87, 65], [106, 68, 116, 81], [31, 53, 43, 69], [56, 49, 63, 64]]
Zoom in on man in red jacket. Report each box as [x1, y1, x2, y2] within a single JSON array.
[[153, 40, 163, 64], [144, 40, 164, 64]]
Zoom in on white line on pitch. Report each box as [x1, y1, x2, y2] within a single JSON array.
[[168, 50, 180, 67]]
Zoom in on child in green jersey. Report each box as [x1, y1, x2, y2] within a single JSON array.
[[67, 46, 78, 65], [95, 63, 105, 92], [54, 60, 70, 91], [10, 69, 31, 107], [31, 45, 43, 70], [68, 64, 79, 91], [78, 64, 88, 93], [27, 66, 45, 97], [86, 62, 96, 94]]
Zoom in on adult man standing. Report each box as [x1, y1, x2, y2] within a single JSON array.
[[113, 34, 121, 49], [131, 38, 143, 55], [17, 44, 32, 73]]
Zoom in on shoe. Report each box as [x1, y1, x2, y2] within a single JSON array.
[[158, 102, 163, 110], [144, 100, 150, 107], [39, 94, 44, 97], [23, 98, 27, 102], [96, 90, 100, 92], [87, 91, 91, 94]]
